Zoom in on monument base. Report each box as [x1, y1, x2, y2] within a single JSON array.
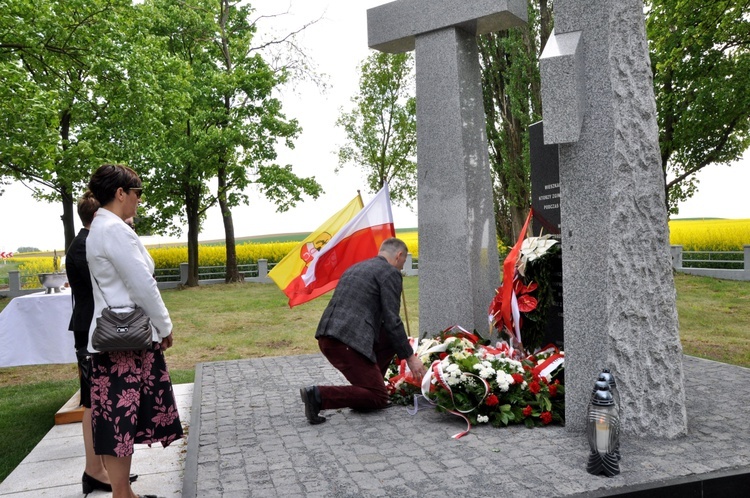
[[182, 355, 750, 497]]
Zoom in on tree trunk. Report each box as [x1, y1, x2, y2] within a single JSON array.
[[185, 183, 201, 287], [218, 165, 242, 283], [59, 110, 77, 251], [61, 185, 76, 252], [216, 6, 241, 284], [539, 0, 553, 49]]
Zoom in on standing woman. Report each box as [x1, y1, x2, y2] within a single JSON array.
[[67, 191, 140, 492], [86, 164, 183, 498]]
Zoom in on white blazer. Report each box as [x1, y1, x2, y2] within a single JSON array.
[[86, 208, 172, 352]]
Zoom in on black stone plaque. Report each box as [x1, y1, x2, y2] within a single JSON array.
[[529, 121, 563, 348], [530, 121, 561, 235]]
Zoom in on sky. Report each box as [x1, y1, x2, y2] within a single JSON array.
[[1, 0, 748, 253]]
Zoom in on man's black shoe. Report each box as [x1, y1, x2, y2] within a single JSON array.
[[300, 386, 326, 424]]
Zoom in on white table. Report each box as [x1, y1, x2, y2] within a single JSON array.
[[0, 289, 76, 367]]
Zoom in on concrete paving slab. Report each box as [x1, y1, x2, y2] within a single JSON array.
[[0, 383, 192, 497]]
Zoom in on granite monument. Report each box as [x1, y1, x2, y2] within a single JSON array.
[[539, 0, 688, 436]]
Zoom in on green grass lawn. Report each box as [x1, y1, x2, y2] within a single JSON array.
[[0, 272, 748, 482]]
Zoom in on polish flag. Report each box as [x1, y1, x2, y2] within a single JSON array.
[[290, 183, 396, 307]]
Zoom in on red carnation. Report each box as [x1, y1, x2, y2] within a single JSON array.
[[485, 394, 499, 407], [511, 373, 524, 384], [529, 380, 541, 394], [549, 384, 558, 397], [540, 411, 553, 424], [439, 352, 448, 360], [523, 405, 533, 417]]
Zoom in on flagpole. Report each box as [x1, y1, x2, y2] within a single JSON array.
[[401, 287, 412, 337]]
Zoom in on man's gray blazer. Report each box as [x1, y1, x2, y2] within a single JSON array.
[[315, 256, 412, 363]]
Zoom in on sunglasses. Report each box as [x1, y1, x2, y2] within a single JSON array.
[[126, 187, 143, 199]]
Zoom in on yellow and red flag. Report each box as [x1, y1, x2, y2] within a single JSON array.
[[269, 194, 363, 307], [270, 184, 396, 307]]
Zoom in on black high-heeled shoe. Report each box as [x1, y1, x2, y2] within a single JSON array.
[[81, 472, 138, 493]]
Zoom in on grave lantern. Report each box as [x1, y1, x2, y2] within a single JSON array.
[[598, 369, 621, 460], [586, 381, 620, 477], [598, 369, 620, 409]]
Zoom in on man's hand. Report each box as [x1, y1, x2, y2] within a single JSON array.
[[406, 355, 427, 382]]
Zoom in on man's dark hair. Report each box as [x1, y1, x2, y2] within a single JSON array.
[[77, 191, 100, 227]]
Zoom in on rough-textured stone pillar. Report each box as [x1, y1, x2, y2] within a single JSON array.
[[367, 0, 527, 336], [540, 0, 687, 436]]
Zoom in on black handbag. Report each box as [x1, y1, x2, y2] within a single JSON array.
[[90, 274, 152, 352], [92, 306, 152, 352]]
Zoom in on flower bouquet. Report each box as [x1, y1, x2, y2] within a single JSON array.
[[386, 326, 564, 438], [489, 208, 561, 354]]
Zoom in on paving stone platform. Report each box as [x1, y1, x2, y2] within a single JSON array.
[[183, 355, 750, 497]]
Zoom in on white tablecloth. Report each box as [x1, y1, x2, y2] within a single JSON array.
[[0, 290, 76, 367]]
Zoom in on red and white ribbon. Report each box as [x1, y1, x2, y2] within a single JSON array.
[[420, 360, 491, 439], [532, 353, 565, 382]]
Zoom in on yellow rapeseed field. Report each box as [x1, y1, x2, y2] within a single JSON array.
[[669, 219, 750, 251], [7, 220, 747, 277], [149, 241, 299, 269]]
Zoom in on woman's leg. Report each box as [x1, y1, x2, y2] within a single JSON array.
[[82, 407, 109, 481], [78, 349, 110, 481], [101, 455, 135, 498]]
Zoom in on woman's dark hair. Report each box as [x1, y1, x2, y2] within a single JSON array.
[[77, 191, 100, 226], [88, 164, 141, 206]]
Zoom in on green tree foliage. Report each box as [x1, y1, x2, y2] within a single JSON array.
[[1, 1, 321, 284], [0, 0, 135, 250], [478, 0, 552, 247], [336, 52, 417, 207], [212, 1, 322, 283], [646, 0, 750, 215], [481, 0, 749, 236], [130, 0, 321, 285]]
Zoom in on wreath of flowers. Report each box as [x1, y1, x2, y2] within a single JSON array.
[[386, 326, 564, 436]]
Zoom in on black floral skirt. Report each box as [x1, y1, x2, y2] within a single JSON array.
[[90, 343, 183, 457]]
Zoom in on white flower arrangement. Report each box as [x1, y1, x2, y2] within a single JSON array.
[[517, 234, 559, 277]]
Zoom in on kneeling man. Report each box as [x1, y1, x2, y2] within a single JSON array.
[[300, 237, 426, 424]]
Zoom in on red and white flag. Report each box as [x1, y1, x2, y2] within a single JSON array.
[[295, 183, 396, 306]]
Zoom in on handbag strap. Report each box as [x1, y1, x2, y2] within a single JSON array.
[[90, 272, 135, 310]]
